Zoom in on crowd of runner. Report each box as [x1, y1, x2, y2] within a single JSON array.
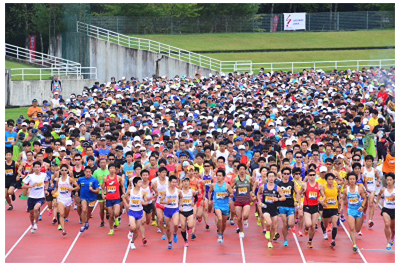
[[5, 66, 395, 252]]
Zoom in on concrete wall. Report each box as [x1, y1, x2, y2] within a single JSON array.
[[89, 37, 217, 81], [5, 74, 98, 106]]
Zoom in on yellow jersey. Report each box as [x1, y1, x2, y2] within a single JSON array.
[[323, 184, 339, 209]]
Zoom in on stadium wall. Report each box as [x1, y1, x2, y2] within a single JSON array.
[[89, 37, 217, 81], [5, 73, 98, 107]]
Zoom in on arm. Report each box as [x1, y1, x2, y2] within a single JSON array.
[[257, 185, 263, 206], [160, 191, 170, 205], [359, 188, 367, 212], [376, 187, 385, 206], [276, 187, 286, 202], [70, 178, 80, 191], [318, 184, 326, 205], [208, 183, 214, 200], [340, 189, 347, 214], [226, 184, 233, 198]]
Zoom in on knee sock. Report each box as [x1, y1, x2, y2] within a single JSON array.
[[57, 212, 60, 224], [181, 231, 187, 241], [332, 227, 337, 240], [321, 221, 326, 234]]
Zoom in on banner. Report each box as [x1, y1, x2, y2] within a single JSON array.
[[284, 13, 306, 31], [28, 35, 36, 59], [271, 14, 279, 32]]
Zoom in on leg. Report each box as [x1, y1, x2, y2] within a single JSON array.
[[221, 214, 228, 234], [280, 213, 288, 240], [390, 218, 395, 240], [107, 206, 114, 229], [203, 199, 209, 226], [76, 197, 82, 218], [263, 213, 272, 235], [87, 206, 94, 221], [138, 216, 145, 239], [331, 215, 338, 241], [5, 188, 11, 206], [383, 213, 391, 243], [172, 212, 180, 235], [271, 215, 278, 241], [33, 202, 42, 222], [180, 214, 188, 241], [347, 215, 356, 245], [52, 198, 58, 220], [298, 208, 304, 234], [355, 216, 363, 233], [303, 211, 312, 231], [99, 201, 105, 222], [309, 213, 319, 240], [156, 208, 165, 235], [164, 216, 172, 242], [58, 202, 66, 229], [215, 209, 223, 234], [242, 205, 251, 223], [235, 206, 244, 232], [81, 200, 88, 223], [368, 192, 375, 222]]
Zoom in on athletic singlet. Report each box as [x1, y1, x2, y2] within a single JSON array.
[[129, 188, 143, 212], [324, 184, 339, 209], [57, 176, 72, 200], [293, 179, 303, 203], [363, 167, 376, 192], [235, 175, 251, 204], [303, 181, 319, 206], [293, 162, 306, 180], [5, 161, 17, 181], [278, 180, 295, 207], [40, 162, 46, 173], [383, 188, 395, 209], [202, 172, 213, 195], [262, 183, 278, 209], [141, 182, 153, 204], [347, 186, 362, 211], [154, 177, 168, 204], [148, 167, 158, 182], [213, 181, 229, 209], [181, 188, 194, 212], [123, 162, 134, 189], [189, 177, 198, 192], [165, 187, 179, 209], [23, 162, 33, 177], [105, 175, 120, 200], [72, 165, 85, 182]]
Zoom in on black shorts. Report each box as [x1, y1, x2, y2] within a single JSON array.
[[304, 205, 319, 215], [322, 208, 339, 219], [97, 193, 104, 201], [45, 190, 54, 202], [318, 203, 324, 212], [381, 207, 395, 220], [5, 179, 17, 189], [180, 210, 194, 218], [27, 197, 45, 211], [143, 202, 154, 214], [262, 207, 279, 217]]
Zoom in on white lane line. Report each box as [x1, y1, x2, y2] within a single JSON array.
[[239, 237, 246, 263], [183, 245, 187, 263], [339, 220, 368, 263], [61, 201, 98, 263], [122, 240, 131, 263], [6, 206, 48, 259], [292, 232, 306, 263]]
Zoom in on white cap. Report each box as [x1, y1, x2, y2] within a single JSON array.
[[319, 166, 328, 172], [363, 125, 370, 131], [285, 139, 292, 145], [209, 122, 215, 127], [228, 130, 234, 135], [238, 145, 245, 150], [66, 140, 73, 146], [134, 136, 141, 142]]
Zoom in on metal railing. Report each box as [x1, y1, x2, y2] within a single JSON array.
[[10, 67, 97, 81], [5, 43, 81, 70]]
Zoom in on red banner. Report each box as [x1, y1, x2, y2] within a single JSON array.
[[272, 15, 280, 32], [28, 35, 36, 59]]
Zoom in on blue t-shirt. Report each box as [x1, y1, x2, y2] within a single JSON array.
[[322, 153, 334, 163], [5, 131, 17, 148], [77, 176, 99, 201], [98, 148, 110, 160]]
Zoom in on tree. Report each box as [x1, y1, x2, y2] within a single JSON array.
[[32, 3, 49, 53]]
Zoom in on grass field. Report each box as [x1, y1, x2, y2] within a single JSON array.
[[5, 60, 51, 81], [5, 107, 29, 121], [134, 30, 395, 51]]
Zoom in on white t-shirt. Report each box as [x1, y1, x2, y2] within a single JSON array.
[[51, 98, 61, 108], [23, 173, 49, 199]]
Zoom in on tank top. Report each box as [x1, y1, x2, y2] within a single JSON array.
[[129, 188, 143, 211], [123, 162, 134, 189], [155, 177, 168, 204], [72, 165, 85, 182], [262, 183, 278, 209], [324, 184, 339, 209], [213, 181, 229, 209], [141, 182, 153, 204], [189, 177, 198, 192], [383, 188, 395, 209], [105, 175, 120, 200], [40, 162, 46, 173], [23, 162, 33, 177], [5, 161, 16, 181], [382, 153, 395, 173], [22, 151, 27, 162], [363, 167, 376, 191], [203, 172, 213, 194], [303, 181, 319, 206], [148, 167, 158, 182], [235, 175, 251, 204], [165, 187, 179, 209], [293, 179, 303, 203], [278, 180, 295, 207], [347, 185, 362, 210], [57, 175, 72, 200], [181, 188, 194, 212]]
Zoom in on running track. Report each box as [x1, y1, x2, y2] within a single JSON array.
[[5, 190, 395, 263]]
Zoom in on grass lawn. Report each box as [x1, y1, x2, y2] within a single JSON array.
[[5, 60, 51, 81], [5, 107, 30, 122], [133, 30, 395, 51]]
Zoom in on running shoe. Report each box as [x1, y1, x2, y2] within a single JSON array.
[[244, 220, 249, 228], [330, 240, 336, 248], [38, 214, 42, 221], [142, 238, 147, 245], [52, 218, 57, 224], [268, 242, 273, 249], [327, 223, 332, 232], [7, 205, 13, 211], [239, 232, 245, 238], [58, 225, 62, 230], [337, 219, 340, 226], [11, 194, 15, 201], [191, 233, 196, 239], [263, 229, 266, 235], [33, 223, 38, 230], [236, 227, 240, 233], [357, 231, 363, 236], [390, 239, 394, 246], [230, 219, 235, 225], [130, 242, 136, 250], [298, 231, 303, 237], [283, 240, 288, 246], [257, 218, 261, 226], [386, 243, 391, 250], [323, 232, 328, 240], [217, 235, 223, 243], [265, 231, 270, 240], [315, 224, 318, 229], [61, 229, 67, 235], [340, 214, 345, 222], [100, 221, 105, 227], [151, 220, 157, 226], [128, 231, 133, 240], [205, 224, 210, 230], [273, 233, 280, 241], [108, 229, 114, 235], [157, 228, 162, 233], [161, 233, 166, 240], [255, 212, 259, 217], [185, 241, 189, 247], [80, 225, 86, 232], [115, 218, 120, 226], [307, 241, 313, 248], [79, 219, 82, 224], [85, 221, 89, 230], [65, 218, 68, 222], [304, 228, 309, 235], [106, 213, 110, 220], [368, 220, 374, 228], [48, 209, 53, 216], [197, 217, 202, 223], [118, 217, 121, 225], [31, 228, 36, 233], [173, 233, 178, 243], [168, 242, 173, 249], [353, 245, 359, 252]]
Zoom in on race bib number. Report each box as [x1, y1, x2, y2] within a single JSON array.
[[7, 137, 14, 142], [126, 170, 133, 176], [130, 199, 140, 206], [385, 196, 395, 205], [59, 186, 69, 194], [349, 197, 359, 205], [107, 186, 116, 193], [265, 196, 274, 203], [216, 192, 226, 199], [99, 155, 107, 159], [309, 191, 317, 199], [366, 177, 374, 184], [35, 182, 44, 190], [5, 169, 13, 175], [282, 188, 291, 197], [204, 179, 211, 186], [238, 187, 247, 195], [88, 200, 96, 207], [327, 198, 336, 205], [182, 198, 191, 206]]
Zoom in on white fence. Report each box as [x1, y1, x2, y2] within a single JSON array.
[[10, 67, 97, 81], [5, 43, 81, 70]]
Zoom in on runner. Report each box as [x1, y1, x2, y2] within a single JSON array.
[[160, 175, 180, 249], [93, 158, 109, 227], [22, 161, 49, 233], [209, 169, 233, 243], [151, 166, 168, 239], [18, 150, 34, 199], [258, 171, 286, 248], [201, 162, 214, 228], [53, 164, 79, 235], [321, 173, 340, 247], [252, 166, 267, 233], [140, 169, 156, 226], [5, 151, 18, 210], [179, 176, 196, 247], [363, 155, 381, 228], [45, 162, 58, 224], [69, 154, 85, 223], [376, 172, 395, 250], [77, 166, 100, 233], [292, 167, 304, 236], [299, 169, 326, 248], [340, 171, 367, 252]]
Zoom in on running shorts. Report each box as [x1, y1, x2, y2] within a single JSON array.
[[262, 207, 279, 217], [97, 193, 105, 203], [128, 209, 143, 220], [155, 202, 165, 210], [303, 205, 319, 215], [58, 197, 73, 207], [381, 207, 395, 220], [322, 208, 339, 218], [106, 199, 121, 208], [46, 190, 54, 202], [318, 203, 324, 212], [5, 179, 17, 189], [347, 208, 363, 219], [234, 201, 250, 207], [164, 207, 179, 218], [27, 197, 45, 211], [214, 208, 229, 216], [179, 210, 194, 218], [278, 206, 295, 216], [143, 202, 155, 214]]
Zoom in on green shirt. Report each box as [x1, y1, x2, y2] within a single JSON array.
[[93, 168, 110, 193]]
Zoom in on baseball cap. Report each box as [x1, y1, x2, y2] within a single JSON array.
[[363, 125, 370, 131], [134, 136, 141, 142], [239, 145, 245, 150], [66, 140, 73, 146], [59, 147, 66, 152], [182, 161, 190, 167], [319, 166, 328, 172]]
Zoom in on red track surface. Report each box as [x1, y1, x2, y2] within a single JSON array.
[[5, 192, 395, 263]]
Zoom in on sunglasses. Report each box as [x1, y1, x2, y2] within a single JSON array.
[[75, 159, 81, 161], [313, 154, 319, 156], [296, 157, 302, 159], [204, 165, 210, 167], [283, 173, 290, 175], [61, 169, 68, 171], [294, 173, 301, 175], [309, 174, 316, 176]]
